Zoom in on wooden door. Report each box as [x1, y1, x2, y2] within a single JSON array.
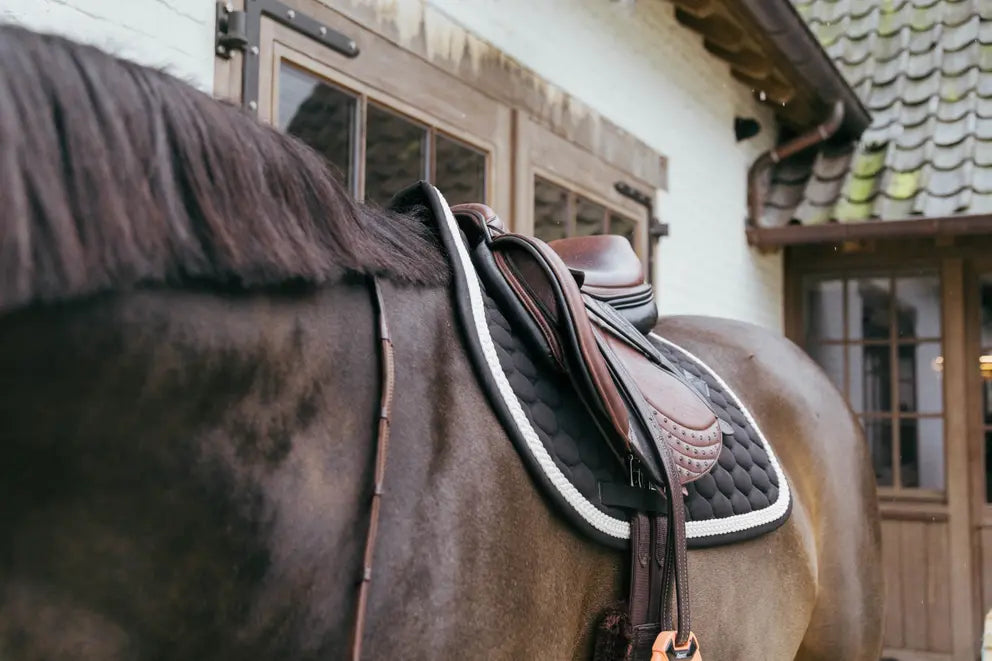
[[969, 267, 992, 642], [785, 244, 983, 661]]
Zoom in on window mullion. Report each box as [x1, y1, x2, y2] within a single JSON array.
[[891, 276, 901, 491]]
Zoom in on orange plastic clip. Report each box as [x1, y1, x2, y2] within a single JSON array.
[[651, 631, 701, 661]]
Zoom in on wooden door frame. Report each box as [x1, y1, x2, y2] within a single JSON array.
[[964, 256, 992, 638], [785, 240, 981, 660]]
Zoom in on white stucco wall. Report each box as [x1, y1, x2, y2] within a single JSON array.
[[425, 0, 783, 330], [0, 0, 215, 91]]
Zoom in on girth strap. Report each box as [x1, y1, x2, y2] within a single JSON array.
[[600, 336, 691, 646], [350, 277, 395, 661]]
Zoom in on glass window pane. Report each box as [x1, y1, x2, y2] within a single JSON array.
[[575, 196, 606, 237], [805, 279, 844, 340], [278, 62, 356, 190], [807, 343, 845, 396], [981, 275, 992, 347], [848, 278, 891, 340], [534, 177, 569, 242], [433, 134, 486, 206], [863, 417, 893, 487], [894, 275, 941, 339], [897, 342, 943, 414], [365, 104, 427, 207], [848, 344, 891, 413], [609, 214, 637, 245], [983, 371, 992, 425], [986, 430, 991, 503], [899, 417, 944, 490]]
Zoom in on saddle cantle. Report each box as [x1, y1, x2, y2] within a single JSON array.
[[550, 235, 658, 334]]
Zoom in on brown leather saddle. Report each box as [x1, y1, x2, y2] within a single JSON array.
[[452, 203, 716, 660]]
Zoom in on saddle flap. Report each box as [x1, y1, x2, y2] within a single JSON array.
[[596, 328, 722, 485]]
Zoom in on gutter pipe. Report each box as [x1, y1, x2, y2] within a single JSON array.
[[747, 100, 845, 229]]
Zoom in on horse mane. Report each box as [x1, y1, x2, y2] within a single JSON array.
[[0, 25, 448, 313]]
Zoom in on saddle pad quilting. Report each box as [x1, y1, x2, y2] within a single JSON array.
[[482, 285, 792, 549], [649, 339, 779, 522], [486, 292, 632, 522]]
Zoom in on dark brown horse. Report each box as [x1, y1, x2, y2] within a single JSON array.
[[0, 26, 883, 660]]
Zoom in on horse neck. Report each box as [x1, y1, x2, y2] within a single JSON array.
[[0, 281, 407, 658]]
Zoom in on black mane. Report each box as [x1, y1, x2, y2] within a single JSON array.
[[0, 25, 447, 312]]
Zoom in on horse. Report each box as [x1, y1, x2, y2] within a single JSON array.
[[0, 25, 883, 660]]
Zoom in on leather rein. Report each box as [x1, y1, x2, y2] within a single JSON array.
[[349, 277, 395, 661]]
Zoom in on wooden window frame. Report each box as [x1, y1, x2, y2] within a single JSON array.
[[253, 10, 512, 210], [513, 112, 654, 274], [215, 0, 666, 264], [787, 248, 948, 501]]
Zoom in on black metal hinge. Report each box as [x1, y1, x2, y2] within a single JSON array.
[[215, 0, 359, 112], [614, 181, 668, 239]]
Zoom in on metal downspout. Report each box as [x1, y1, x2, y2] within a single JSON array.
[[746, 100, 845, 229]]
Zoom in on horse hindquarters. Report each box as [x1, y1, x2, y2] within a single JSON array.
[[655, 316, 884, 661]]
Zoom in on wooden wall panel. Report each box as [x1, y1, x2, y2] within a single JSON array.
[[880, 518, 953, 653], [901, 521, 929, 650], [926, 523, 952, 653], [983, 528, 992, 616], [883, 519, 905, 648]]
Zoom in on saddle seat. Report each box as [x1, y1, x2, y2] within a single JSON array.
[[450, 203, 722, 490], [453, 204, 657, 334], [550, 235, 658, 334]]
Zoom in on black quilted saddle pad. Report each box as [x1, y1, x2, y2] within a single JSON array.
[[414, 182, 792, 550]]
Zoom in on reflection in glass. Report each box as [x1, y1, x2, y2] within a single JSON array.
[[986, 430, 991, 503], [610, 214, 637, 245], [900, 417, 944, 490], [863, 418, 893, 486], [807, 343, 844, 396], [365, 104, 427, 206], [805, 279, 844, 340], [848, 278, 891, 340], [897, 342, 942, 414], [894, 275, 941, 339], [575, 196, 606, 237], [434, 134, 486, 205], [279, 62, 356, 190], [984, 378, 992, 426], [534, 177, 569, 242], [981, 276, 992, 348], [848, 344, 891, 413]]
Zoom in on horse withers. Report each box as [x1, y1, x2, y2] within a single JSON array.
[[0, 25, 883, 660]]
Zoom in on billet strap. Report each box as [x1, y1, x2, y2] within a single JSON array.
[[350, 277, 395, 661]]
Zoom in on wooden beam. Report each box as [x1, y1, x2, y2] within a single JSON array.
[[749, 215, 992, 247], [941, 257, 980, 660]]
